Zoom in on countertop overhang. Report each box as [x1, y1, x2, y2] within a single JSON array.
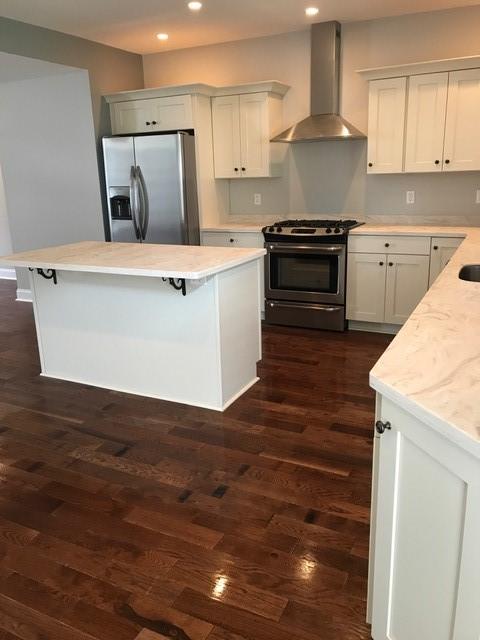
[[361, 225, 480, 457], [0, 241, 266, 280]]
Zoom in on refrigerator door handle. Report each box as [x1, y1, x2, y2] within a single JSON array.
[[136, 166, 149, 241], [129, 165, 141, 240]]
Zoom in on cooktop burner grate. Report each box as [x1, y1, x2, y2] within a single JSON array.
[[274, 219, 360, 228]]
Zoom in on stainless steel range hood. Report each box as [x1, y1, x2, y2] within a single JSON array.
[[272, 21, 366, 143]]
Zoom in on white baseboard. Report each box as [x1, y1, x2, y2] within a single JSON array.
[[0, 268, 16, 280], [348, 320, 400, 335], [16, 288, 32, 302]]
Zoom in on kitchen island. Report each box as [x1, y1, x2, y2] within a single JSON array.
[[0, 241, 265, 411]]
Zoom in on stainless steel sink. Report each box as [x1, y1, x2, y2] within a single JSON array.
[[459, 265, 480, 282]]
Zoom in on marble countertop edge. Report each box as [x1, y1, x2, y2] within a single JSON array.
[[0, 242, 266, 280]]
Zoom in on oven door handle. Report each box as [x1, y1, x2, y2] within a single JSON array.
[[267, 244, 344, 254]]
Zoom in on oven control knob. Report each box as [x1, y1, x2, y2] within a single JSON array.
[[277, 227, 282, 232], [326, 227, 332, 234], [334, 228, 341, 234], [268, 226, 275, 232]]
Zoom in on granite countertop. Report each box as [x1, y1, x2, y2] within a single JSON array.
[[0, 241, 266, 280], [368, 226, 480, 457]]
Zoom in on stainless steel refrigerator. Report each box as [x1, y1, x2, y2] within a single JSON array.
[[102, 132, 199, 245]]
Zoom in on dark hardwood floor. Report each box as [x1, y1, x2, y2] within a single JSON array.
[[0, 278, 391, 640]]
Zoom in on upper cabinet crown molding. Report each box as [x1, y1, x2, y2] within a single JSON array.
[[104, 81, 290, 104], [357, 55, 480, 81]]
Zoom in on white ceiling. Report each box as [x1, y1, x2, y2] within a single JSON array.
[[0, 0, 479, 55]]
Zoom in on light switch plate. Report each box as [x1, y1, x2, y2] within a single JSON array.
[[406, 190, 415, 205], [254, 193, 262, 206], [476, 189, 480, 204]]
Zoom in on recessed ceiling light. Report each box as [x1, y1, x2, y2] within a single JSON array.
[[188, 1, 203, 10], [305, 7, 319, 16], [156, 33, 169, 41]]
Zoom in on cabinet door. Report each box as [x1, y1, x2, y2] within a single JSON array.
[[239, 93, 269, 178], [404, 73, 448, 173], [346, 253, 386, 322], [212, 96, 242, 179], [201, 231, 265, 313], [429, 236, 463, 286], [384, 254, 429, 325], [367, 78, 407, 174], [372, 397, 480, 640], [149, 95, 193, 132], [111, 100, 154, 135], [443, 68, 480, 171]]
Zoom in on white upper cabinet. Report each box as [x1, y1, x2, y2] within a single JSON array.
[[443, 68, 480, 171], [211, 96, 242, 179], [365, 64, 480, 174], [239, 93, 270, 178], [111, 96, 194, 135], [212, 92, 283, 179], [404, 73, 448, 173], [367, 78, 407, 174], [111, 95, 194, 135]]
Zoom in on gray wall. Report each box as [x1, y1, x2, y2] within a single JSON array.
[[0, 166, 12, 257], [143, 5, 480, 220], [0, 70, 105, 289], [0, 17, 144, 138]]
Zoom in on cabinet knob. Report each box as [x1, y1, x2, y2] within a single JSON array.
[[241, 167, 246, 172], [445, 159, 450, 164], [433, 245, 439, 250], [146, 121, 151, 125], [152, 120, 157, 125], [229, 238, 235, 243], [375, 420, 391, 434], [234, 168, 239, 172], [379, 261, 384, 266], [434, 160, 440, 165], [388, 262, 394, 267], [385, 243, 390, 248], [368, 162, 373, 167]]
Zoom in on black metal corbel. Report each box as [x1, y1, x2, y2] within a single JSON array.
[[29, 268, 57, 285], [162, 277, 186, 296]]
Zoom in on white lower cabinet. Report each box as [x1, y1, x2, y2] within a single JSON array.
[[429, 236, 463, 286], [346, 253, 386, 323], [370, 396, 480, 639], [347, 247, 429, 326], [201, 231, 265, 313], [384, 254, 429, 325], [347, 234, 462, 328]]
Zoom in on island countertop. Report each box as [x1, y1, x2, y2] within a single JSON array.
[[0, 241, 266, 280], [368, 225, 480, 458]]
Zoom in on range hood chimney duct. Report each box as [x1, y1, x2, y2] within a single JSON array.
[[272, 21, 366, 143]]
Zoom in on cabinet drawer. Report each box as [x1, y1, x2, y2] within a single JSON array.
[[349, 235, 430, 255], [201, 231, 264, 248]]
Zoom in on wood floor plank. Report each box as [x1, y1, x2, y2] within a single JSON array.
[[0, 280, 391, 640]]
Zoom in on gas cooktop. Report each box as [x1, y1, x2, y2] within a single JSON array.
[[262, 218, 364, 240]]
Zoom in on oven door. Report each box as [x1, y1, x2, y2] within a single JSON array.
[[265, 242, 346, 305]]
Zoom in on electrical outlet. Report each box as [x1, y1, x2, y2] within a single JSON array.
[[254, 193, 262, 206], [406, 190, 415, 205], [476, 189, 480, 204]]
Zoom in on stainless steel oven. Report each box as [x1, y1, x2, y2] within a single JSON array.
[[263, 219, 362, 331], [264, 239, 348, 331], [265, 242, 346, 305]]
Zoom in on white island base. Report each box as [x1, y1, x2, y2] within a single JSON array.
[[5, 242, 265, 411]]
